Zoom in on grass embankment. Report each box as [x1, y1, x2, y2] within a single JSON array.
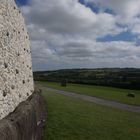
[[37, 81, 140, 105], [39, 84, 140, 140]]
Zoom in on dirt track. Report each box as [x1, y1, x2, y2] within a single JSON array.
[[46, 87, 140, 113]]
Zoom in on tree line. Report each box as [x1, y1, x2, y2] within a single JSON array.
[[34, 68, 140, 90]]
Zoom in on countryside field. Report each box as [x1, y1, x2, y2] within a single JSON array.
[[36, 82, 140, 140], [37, 81, 140, 105]]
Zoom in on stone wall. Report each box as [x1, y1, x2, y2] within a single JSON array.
[[0, 0, 34, 119], [0, 90, 46, 140]]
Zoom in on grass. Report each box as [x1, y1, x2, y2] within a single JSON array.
[[37, 81, 140, 106], [39, 84, 140, 140]]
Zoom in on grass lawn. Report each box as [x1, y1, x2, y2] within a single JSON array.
[[40, 84, 140, 140], [37, 81, 140, 106]]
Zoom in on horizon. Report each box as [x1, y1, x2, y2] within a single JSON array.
[[33, 67, 140, 72]]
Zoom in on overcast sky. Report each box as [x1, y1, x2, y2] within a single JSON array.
[[16, 0, 140, 71]]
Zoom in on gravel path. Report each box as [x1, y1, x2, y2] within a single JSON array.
[[46, 87, 140, 113]]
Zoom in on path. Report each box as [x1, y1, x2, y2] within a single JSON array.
[[45, 87, 140, 113]]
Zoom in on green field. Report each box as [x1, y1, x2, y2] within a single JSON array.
[[38, 84, 140, 140], [37, 81, 140, 105]]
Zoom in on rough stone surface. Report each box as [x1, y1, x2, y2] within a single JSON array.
[[0, 90, 46, 140], [0, 0, 34, 119]]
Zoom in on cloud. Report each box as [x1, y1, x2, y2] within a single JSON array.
[[85, 0, 140, 18], [20, 0, 140, 70], [22, 0, 121, 38], [85, 0, 140, 35]]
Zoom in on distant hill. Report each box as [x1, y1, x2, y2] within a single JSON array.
[[34, 68, 140, 90]]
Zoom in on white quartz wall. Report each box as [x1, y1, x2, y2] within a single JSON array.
[[0, 0, 34, 120]]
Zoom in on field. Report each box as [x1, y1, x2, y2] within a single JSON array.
[[36, 83, 140, 140], [37, 81, 140, 105]]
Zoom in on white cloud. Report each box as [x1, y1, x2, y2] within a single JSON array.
[[20, 0, 140, 70], [85, 0, 140, 18], [85, 0, 140, 35], [22, 0, 120, 38]]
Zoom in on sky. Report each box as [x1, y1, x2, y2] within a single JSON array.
[[16, 0, 140, 71], [16, 0, 29, 6]]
